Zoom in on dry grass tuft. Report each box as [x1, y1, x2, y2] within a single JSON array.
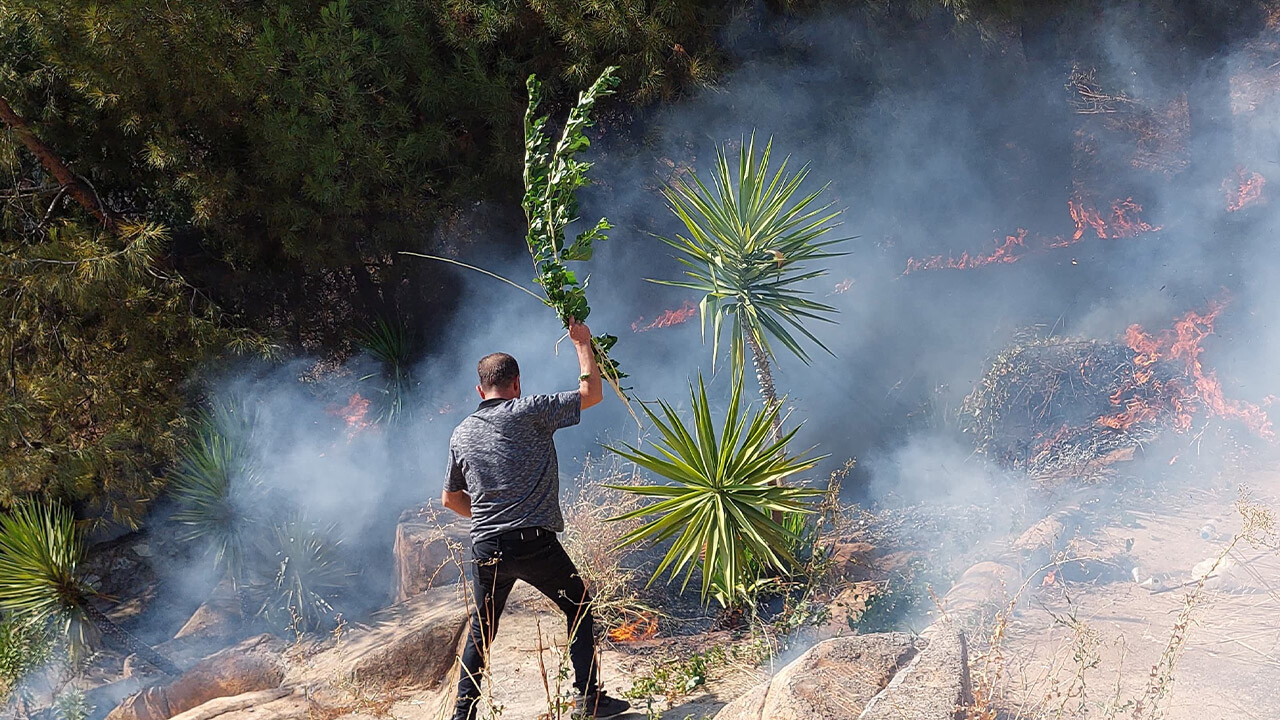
[[560, 456, 656, 636]]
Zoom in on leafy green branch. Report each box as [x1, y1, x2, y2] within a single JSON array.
[[522, 66, 625, 384], [400, 66, 628, 404]]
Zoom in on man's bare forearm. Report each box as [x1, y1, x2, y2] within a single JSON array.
[[442, 489, 472, 518], [575, 338, 603, 409]]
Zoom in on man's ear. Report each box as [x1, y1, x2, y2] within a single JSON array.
[[513, 377, 521, 398], [476, 384, 484, 399]]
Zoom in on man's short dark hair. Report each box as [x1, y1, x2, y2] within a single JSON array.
[[478, 352, 520, 390]]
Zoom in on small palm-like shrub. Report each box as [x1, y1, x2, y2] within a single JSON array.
[[171, 405, 262, 586], [253, 517, 350, 632], [356, 317, 415, 424], [656, 135, 847, 433], [0, 501, 179, 675], [0, 502, 86, 646], [607, 374, 824, 607]]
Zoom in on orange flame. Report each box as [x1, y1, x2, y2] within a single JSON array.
[[1065, 197, 1159, 242], [633, 300, 698, 333], [607, 612, 658, 642], [1032, 424, 1071, 454], [904, 231, 1027, 273], [1224, 167, 1266, 212], [904, 197, 1159, 274], [337, 392, 373, 438], [1098, 300, 1273, 438]]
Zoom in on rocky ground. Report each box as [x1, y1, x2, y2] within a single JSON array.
[[988, 466, 1280, 719], [18, 451, 1277, 720], [17, 494, 981, 720], [78, 582, 971, 720]]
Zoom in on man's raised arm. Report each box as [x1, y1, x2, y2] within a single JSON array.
[[568, 319, 603, 410]]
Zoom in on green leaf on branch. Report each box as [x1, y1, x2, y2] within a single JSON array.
[[563, 218, 612, 261]]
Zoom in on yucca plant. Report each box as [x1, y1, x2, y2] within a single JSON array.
[[172, 408, 355, 633], [170, 405, 262, 588], [606, 373, 825, 607], [355, 317, 415, 424], [656, 135, 847, 438], [252, 516, 350, 633], [0, 500, 179, 675]]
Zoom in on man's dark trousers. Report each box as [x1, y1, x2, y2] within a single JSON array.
[[453, 527, 597, 719]]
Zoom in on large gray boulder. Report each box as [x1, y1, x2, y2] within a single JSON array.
[[714, 625, 970, 720], [860, 620, 971, 720], [714, 633, 920, 720], [287, 585, 469, 692]]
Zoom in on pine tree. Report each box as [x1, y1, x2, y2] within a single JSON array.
[[0, 92, 261, 527]]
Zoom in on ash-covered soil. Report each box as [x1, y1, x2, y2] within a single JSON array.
[[989, 465, 1280, 719]]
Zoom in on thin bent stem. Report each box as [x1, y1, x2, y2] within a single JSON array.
[[398, 252, 544, 302]]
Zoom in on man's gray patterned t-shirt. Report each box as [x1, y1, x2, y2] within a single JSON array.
[[444, 391, 581, 541]]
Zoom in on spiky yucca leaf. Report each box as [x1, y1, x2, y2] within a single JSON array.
[[656, 134, 848, 373], [355, 317, 414, 424], [606, 374, 824, 606], [0, 501, 89, 646]]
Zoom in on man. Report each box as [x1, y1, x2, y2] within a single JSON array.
[[442, 319, 631, 720]]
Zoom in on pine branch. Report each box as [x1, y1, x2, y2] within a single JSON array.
[[0, 97, 118, 233]]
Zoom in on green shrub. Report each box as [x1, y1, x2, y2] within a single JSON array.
[[0, 500, 179, 675], [0, 616, 52, 701], [607, 373, 823, 607]]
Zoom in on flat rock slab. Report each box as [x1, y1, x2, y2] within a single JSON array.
[[714, 633, 920, 720], [106, 635, 286, 720], [166, 689, 296, 720]]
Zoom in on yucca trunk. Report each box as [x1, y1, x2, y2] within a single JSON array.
[[744, 329, 787, 525], [81, 602, 182, 676], [743, 330, 783, 444]]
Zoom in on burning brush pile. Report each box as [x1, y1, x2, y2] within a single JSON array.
[[963, 301, 1273, 479], [962, 336, 1179, 477]]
